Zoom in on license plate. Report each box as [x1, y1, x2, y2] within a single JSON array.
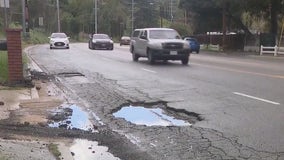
[[170, 51, 178, 55]]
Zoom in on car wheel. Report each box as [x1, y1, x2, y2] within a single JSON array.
[[50, 46, 52, 49], [130, 46, 134, 53], [181, 57, 189, 65], [132, 53, 139, 62], [147, 49, 155, 64], [196, 50, 199, 54]]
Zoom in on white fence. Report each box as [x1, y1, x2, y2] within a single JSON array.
[[260, 45, 284, 56], [201, 44, 220, 51]]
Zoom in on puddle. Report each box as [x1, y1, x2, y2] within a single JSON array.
[[48, 104, 96, 132], [113, 106, 191, 126], [70, 139, 120, 160]]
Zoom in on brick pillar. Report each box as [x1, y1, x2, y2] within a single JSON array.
[[6, 29, 23, 84]]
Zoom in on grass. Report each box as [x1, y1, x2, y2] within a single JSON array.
[[0, 51, 8, 83], [0, 156, 9, 160], [48, 143, 62, 160], [0, 50, 28, 84], [25, 29, 49, 44]]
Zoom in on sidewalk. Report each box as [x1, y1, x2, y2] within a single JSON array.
[[0, 57, 73, 159]]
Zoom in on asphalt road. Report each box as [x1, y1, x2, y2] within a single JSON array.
[[27, 43, 284, 159]]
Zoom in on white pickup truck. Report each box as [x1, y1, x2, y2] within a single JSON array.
[[130, 28, 191, 65]]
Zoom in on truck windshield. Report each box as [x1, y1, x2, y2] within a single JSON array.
[[149, 30, 181, 39]]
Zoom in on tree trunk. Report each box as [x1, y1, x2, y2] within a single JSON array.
[[270, 0, 277, 36]]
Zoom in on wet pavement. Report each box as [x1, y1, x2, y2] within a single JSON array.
[[70, 139, 120, 160], [1, 45, 283, 160]]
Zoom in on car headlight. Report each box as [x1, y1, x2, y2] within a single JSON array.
[[92, 40, 97, 43], [64, 40, 69, 43], [149, 42, 162, 49], [183, 42, 190, 49], [50, 40, 55, 44], [110, 40, 114, 44]]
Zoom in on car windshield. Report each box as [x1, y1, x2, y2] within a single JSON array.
[[149, 30, 181, 39], [122, 36, 130, 40], [189, 39, 197, 42], [51, 33, 67, 38], [93, 34, 110, 39]]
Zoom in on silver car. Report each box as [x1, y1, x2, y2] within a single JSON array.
[[49, 32, 70, 49], [130, 28, 191, 65]]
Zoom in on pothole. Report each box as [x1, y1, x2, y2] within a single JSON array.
[[113, 103, 202, 126], [57, 72, 85, 77], [47, 104, 96, 132], [57, 72, 90, 84], [30, 70, 54, 81]]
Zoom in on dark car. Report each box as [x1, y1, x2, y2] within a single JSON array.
[[120, 36, 131, 46], [89, 34, 114, 50], [184, 37, 200, 53]]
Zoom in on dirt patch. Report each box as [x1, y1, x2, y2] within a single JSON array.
[[6, 80, 64, 125]]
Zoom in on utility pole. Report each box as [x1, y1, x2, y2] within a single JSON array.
[[131, 0, 134, 32], [4, 0, 8, 28], [95, 0, 97, 34], [170, 0, 173, 23], [160, 6, 163, 28], [222, 1, 228, 51], [21, 0, 26, 35], [56, 0, 60, 32]]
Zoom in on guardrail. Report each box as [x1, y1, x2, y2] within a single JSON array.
[[277, 46, 284, 55], [260, 45, 278, 56], [201, 44, 221, 51]]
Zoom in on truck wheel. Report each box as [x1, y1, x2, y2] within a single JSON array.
[[132, 53, 139, 62], [147, 50, 155, 64], [181, 57, 189, 65]]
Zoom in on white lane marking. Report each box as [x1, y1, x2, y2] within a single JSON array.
[[233, 92, 280, 105], [142, 68, 157, 74]]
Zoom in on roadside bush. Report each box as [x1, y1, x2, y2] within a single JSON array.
[[25, 29, 49, 44], [170, 23, 193, 37]]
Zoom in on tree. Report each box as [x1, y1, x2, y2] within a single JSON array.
[[97, 0, 127, 37], [244, 0, 284, 35], [134, 0, 159, 28], [179, 0, 284, 35]]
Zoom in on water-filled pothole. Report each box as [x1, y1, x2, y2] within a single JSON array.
[[48, 104, 96, 132], [113, 105, 194, 126]]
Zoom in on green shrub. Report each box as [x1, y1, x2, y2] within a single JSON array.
[[25, 29, 49, 44], [48, 143, 61, 160]]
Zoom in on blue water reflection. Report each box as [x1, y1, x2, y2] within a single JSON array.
[[49, 105, 95, 132], [113, 106, 191, 126]]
